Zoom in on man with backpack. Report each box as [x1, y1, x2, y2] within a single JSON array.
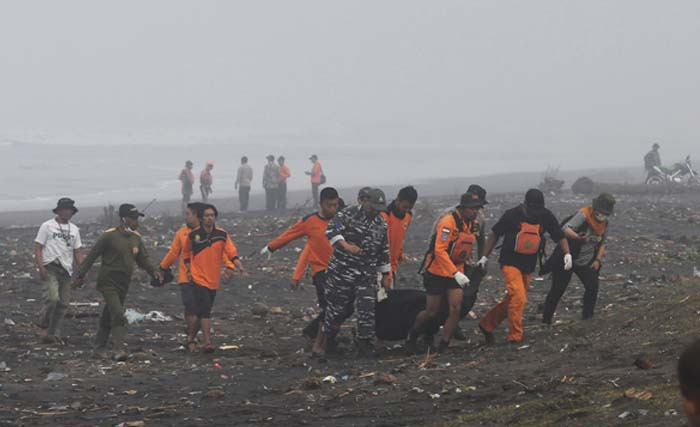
[[406, 191, 484, 353], [541, 193, 615, 325], [477, 189, 572, 345]]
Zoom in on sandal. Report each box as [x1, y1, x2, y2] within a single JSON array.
[[186, 341, 198, 353], [202, 344, 216, 354]]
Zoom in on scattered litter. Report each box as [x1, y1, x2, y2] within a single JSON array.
[[429, 393, 441, 400], [4, 318, 15, 326], [219, 345, 240, 351], [618, 409, 649, 419], [69, 302, 100, 307], [624, 388, 653, 401], [124, 389, 138, 395], [44, 372, 66, 382], [694, 266, 700, 278], [269, 306, 283, 314], [0, 362, 9, 372], [204, 389, 225, 399], [322, 376, 337, 384], [251, 303, 269, 317], [115, 422, 145, 427], [411, 387, 424, 394], [303, 378, 321, 390], [665, 409, 678, 416], [124, 309, 173, 324], [373, 373, 396, 385], [634, 357, 653, 370]]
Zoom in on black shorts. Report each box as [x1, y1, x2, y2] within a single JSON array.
[[423, 272, 461, 296], [180, 283, 217, 318]]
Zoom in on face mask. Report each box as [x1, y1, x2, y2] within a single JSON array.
[[594, 213, 608, 222], [122, 218, 135, 234]]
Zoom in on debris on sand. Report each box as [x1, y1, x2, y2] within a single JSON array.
[[44, 372, 67, 382], [634, 357, 653, 370], [251, 303, 270, 317]]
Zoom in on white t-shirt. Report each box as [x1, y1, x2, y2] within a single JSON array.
[[34, 219, 83, 275]]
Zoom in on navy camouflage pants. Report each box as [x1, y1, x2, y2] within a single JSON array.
[[323, 271, 377, 340]]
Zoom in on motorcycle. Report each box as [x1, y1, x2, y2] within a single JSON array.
[[646, 155, 700, 186]]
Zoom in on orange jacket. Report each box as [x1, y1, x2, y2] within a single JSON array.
[[424, 211, 469, 278], [182, 226, 239, 290], [310, 162, 322, 184], [380, 206, 412, 274], [268, 212, 332, 275], [292, 245, 310, 282], [279, 165, 291, 183], [160, 226, 234, 284]]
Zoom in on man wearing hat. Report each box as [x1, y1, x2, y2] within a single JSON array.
[[34, 198, 84, 344], [323, 188, 391, 357], [277, 156, 291, 210], [477, 189, 571, 345], [72, 204, 162, 361], [305, 154, 324, 206], [541, 193, 616, 325], [263, 155, 280, 211], [407, 191, 484, 353]]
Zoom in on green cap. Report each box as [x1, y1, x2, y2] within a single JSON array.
[[367, 188, 387, 211], [593, 193, 616, 215]]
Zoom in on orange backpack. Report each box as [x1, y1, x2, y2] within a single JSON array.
[[449, 228, 476, 264], [514, 222, 542, 255]]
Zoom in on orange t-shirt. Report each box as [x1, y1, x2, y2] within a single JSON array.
[[160, 226, 234, 284], [380, 206, 412, 274], [182, 226, 239, 290], [268, 212, 332, 275], [279, 165, 291, 183], [310, 162, 322, 184]]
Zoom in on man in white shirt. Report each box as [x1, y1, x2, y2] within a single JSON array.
[[34, 198, 84, 344]]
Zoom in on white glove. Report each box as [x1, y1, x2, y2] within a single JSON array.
[[454, 271, 470, 287], [476, 256, 489, 270], [377, 287, 388, 302], [260, 246, 272, 260], [563, 253, 573, 271]]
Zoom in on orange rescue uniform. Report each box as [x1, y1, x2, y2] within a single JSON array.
[[160, 226, 234, 284], [182, 227, 239, 290], [292, 245, 311, 282], [310, 161, 322, 184], [380, 205, 412, 274], [267, 213, 332, 275], [423, 211, 469, 278]]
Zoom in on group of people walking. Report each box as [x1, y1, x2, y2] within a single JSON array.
[[178, 155, 325, 213], [33, 180, 615, 361]]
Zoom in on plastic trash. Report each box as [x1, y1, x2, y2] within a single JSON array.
[[44, 372, 66, 382]]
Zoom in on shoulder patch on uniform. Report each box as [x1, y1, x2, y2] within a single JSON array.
[[441, 228, 451, 241], [104, 227, 117, 232]]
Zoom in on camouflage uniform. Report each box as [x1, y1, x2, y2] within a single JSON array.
[[324, 205, 390, 341]]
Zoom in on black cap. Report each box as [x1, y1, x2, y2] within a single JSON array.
[[367, 188, 387, 210], [119, 203, 145, 219], [467, 184, 488, 205], [278, 155, 285, 161], [266, 154, 275, 161], [53, 197, 78, 214], [525, 189, 545, 207], [309, 154, 318, 160], [458, 191, 484, 208], [653, 143, 660, 149], [185, 160, 193, 167]]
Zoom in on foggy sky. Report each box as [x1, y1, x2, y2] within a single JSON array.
[[1, 1, 699, 168]]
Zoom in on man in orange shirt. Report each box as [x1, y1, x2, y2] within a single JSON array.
[[200, 161, 214, 202], [260, 187, 340, 355], [380, 186, 418, 283], [407, 192, 484, 353], [305, 154, 323, 206], [277, 156, 291, 210], [158, 203, 235, 350], [182, 204, 248, 352]]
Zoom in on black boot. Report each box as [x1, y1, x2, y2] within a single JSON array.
[[405, 329, 419, 355], [479, 324, 495, 346], [436, 340, 449, 354]]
